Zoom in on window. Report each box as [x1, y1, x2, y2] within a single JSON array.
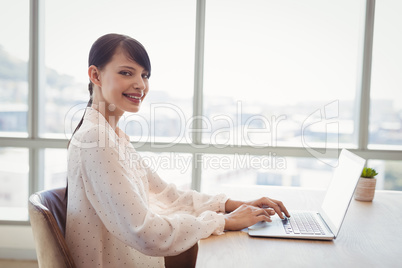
[[0, 1, 29, 137], [44, 0, 196, 143], [201, 154, 334, 195], [0, 148, 29, 221], [203, 0, 362, 148], [44, 149, 68, 189], [1, 0, 401, 223], [0, 1, 30, 222], [367, 160, 402, 191], [369, 0, 402, 149]]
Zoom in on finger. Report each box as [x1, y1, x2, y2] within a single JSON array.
[[273, 199, 290, 218], [264, 199, 286, 219], [255, 215, 272, 223], [264, 208, 276, 215], [249, 207, 271, 222], [269, 198, 291, 218], [252, 207, 271, 217]]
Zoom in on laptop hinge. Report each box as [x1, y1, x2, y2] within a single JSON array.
[[317, 213, 335, 238]]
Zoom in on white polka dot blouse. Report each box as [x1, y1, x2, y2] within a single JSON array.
[[66, 107, 228, 267]]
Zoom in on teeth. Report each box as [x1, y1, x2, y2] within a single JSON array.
[[125, 94, 141, 100]]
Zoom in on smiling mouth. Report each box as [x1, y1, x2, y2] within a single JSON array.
[[123, 94, 142, 100], [123, 94, 144, 104]]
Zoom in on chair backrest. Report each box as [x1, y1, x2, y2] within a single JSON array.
[[29, 187, 197, 268], [29, 187, 76, 268]]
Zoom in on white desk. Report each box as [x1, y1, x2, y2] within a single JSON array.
[[196, 186, 402, 268]]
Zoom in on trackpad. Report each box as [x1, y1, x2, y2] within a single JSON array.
[[248, 216, 286, 236]]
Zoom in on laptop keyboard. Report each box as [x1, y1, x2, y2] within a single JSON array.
[[282, 212, 326, 235]]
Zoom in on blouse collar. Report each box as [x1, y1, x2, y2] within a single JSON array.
[[85, 107, 130, 142]]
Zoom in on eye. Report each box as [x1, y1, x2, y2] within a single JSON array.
[[119, 71, 131, 76], [142, 73, 150, 79]]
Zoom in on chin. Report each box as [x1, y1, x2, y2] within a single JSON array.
[[126, 106, 141, 113]]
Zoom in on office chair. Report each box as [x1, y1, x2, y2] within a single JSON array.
[[29, 187, 198, 268], [28, 187, 75, 268]]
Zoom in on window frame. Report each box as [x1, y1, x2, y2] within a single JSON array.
[[1, 0, 401, 225]]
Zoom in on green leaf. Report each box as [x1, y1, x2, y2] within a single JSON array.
[[361, 167, 378, 178]]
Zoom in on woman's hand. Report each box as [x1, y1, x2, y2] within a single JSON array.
[[245, 197, 290, 219], [225, 197, 290, 219], [224, 204, 275, 231], [224, 196, 290, 231]]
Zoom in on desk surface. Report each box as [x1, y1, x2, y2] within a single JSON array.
[[196, 186, 402, 268]]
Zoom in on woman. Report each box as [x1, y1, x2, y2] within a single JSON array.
[[67, 33, 290, 267]]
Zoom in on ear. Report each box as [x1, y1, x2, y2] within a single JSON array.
[[88, 65, 102, 87]]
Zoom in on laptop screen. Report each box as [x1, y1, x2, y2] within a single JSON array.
[[320, 149, 365, 237]]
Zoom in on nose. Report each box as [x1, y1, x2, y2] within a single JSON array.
[[133, 74, 146, 90]]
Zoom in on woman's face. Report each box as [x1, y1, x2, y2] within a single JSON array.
[[94, 47, 149, 116]]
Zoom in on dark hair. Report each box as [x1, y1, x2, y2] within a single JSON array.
[[67, 33, 151, 148]]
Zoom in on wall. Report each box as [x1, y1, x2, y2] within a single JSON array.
[[0, 225, 36, 260]]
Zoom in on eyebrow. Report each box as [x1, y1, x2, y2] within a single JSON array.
[[118, 65, 149, 73], [119, 65, 137, 70]]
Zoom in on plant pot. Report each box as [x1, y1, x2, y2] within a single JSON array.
[[354, 177, 377, 202]]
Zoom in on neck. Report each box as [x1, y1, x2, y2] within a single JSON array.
[[91, 102, 123, 130]]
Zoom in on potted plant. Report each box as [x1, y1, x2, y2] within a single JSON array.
[[354, 167, 378, 202]]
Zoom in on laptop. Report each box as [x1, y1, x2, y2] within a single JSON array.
[[248, 149, 365, 240]]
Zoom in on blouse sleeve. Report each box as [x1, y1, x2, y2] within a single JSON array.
[[146, 169, 228, 216], [77, 125, 225, 257]]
